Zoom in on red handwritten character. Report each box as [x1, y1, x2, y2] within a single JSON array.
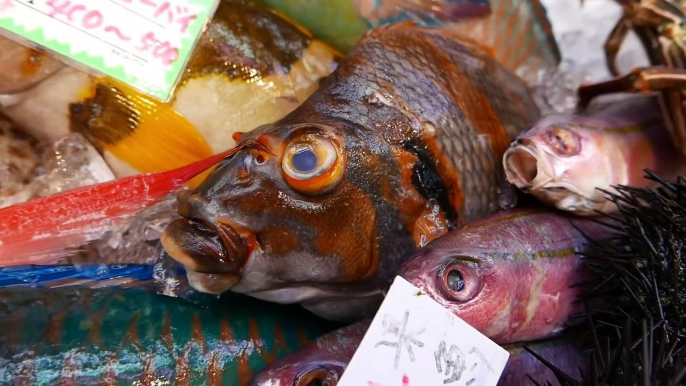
[[45, 0, 71, 18], [137, 32, 179, 65], [104, 26, 132, 41], [81, 10, 103, 29], [139, 0, 157, 7], [66, 4, 86, 21], [153, 2, 173, 23], [174, 6, 197, 33]]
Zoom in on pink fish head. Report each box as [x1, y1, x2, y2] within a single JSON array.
[[502, 115, 622, 215]]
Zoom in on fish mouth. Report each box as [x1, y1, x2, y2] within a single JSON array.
[[160, 217, 248, 294], [503, 143, 555, 192]]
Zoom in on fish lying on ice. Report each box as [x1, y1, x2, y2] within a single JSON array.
[[0, 0, 340, 179], [0, 287, 331, 386], [398, 208, 611, 343], [0, 146, 244, 266], [502, 94, 686, 215], [160, 18, 559, 323], [249, 320, 589, 386]]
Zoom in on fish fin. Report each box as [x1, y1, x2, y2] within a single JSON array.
[[354, 0, 491, 28], [0, 148, 235, 267], [0, 264, 160, 289], [69, 78, 215, 181], [446, 0, 561, 86]]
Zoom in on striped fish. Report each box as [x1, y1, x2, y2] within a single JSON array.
[[161, 22, 553, 322], [0, 287, 333, 385]]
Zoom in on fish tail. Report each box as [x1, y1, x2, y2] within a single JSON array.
[[447, 0, 561, 86], [0, 264, 163, 290], [70, 78, 215, 187]]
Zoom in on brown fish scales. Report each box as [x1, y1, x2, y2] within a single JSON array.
[[161, 23, 543, 322]]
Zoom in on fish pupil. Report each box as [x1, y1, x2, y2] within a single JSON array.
[[447, 270, 465, 292], [307, 380, 325, 386], [292, 149, 318, 172]]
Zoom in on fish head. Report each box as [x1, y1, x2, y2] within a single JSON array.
[[161, 118, 410, 316], [398, 244, 508, 333], [250, 361, 343, 386], [503, 116, 618, 215], [250, 320, 369, 386]]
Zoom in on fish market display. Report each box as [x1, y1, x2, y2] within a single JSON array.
[[160, 21, 554, 322], [576, 0, 686, 158], [0, 287, 331, 385], [250, 320, 589, 386], [398, 208, 610, 343], [0, 0, 340, 178], [0, 34, 64, 96], [0, 113, 40, 208], [503, 94, 686, 216]]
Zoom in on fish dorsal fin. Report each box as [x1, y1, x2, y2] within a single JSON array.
[[445, 0, 561, 86]]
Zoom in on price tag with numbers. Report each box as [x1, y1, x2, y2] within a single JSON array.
[[338, 276, 510, 386], [0, 0, 219, 101]]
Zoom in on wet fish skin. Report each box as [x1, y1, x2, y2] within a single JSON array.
[[0, 288, 331, 386], [249, 320, 370, 386], [161, 23, 542, 322], [249, 320, 588, 386], [503, 94, 686, 216], [398, 208, 610, 344]]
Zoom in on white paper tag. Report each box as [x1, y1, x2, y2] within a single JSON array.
[[0, 0, 219, 101], [339, 276, 510, 386]]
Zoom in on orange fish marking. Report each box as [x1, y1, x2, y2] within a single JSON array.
[[175, 345, 192, 386], [20, 49, 46, 76]]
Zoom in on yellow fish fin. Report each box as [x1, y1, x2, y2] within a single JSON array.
[[69, 78, 215, 188]]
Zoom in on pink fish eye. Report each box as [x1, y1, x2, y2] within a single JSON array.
[[439, 260, 483, 303], [545, 127, 580, 156]]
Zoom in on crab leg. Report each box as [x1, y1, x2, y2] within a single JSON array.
[[604, 15, 632, 77]]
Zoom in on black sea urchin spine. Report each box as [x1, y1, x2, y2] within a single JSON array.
[[528, 171, 686, 386]]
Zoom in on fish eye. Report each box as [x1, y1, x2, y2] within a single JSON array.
[[282, 133, 345, 195], [295, 368, 338, 386], [439, 260, 483, 303], [545, 127, 580, 156]]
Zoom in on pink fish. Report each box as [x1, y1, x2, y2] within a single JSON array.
[[398, 208, 610, 344], [503, 95, 686, 215]]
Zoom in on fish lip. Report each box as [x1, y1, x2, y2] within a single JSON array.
[[160, 217, 249, 288], [504, 143, 541, 191], [504, 143, 561, 192]]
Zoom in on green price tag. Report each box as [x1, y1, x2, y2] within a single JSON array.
[[0, 0, 219, 101]]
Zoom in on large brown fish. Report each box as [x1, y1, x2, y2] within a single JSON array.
[[161, 22, 552, 322]]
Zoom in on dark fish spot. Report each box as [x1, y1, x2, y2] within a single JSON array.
[[403, 139, 458, 229]]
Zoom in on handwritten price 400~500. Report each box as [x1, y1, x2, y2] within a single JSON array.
[[20, 0, 181, 65]]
